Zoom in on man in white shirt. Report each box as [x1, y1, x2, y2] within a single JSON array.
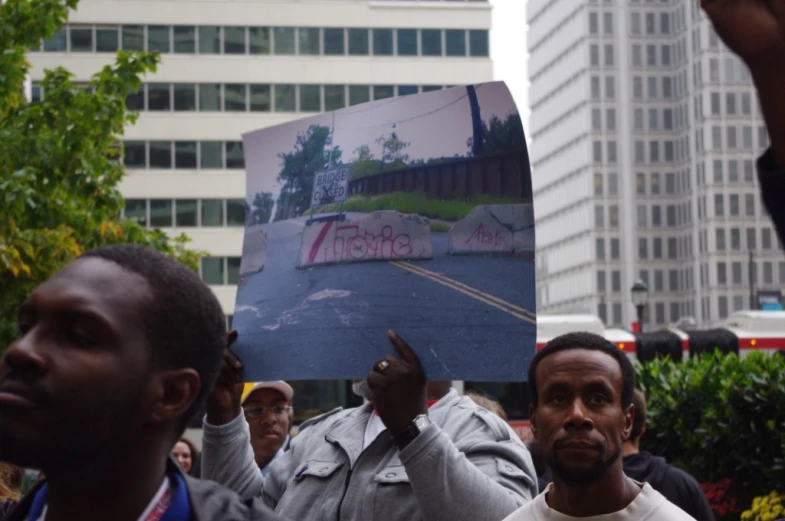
[[503, 331, 695, 521]]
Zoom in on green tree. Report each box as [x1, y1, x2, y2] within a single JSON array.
[[466, 113, 526, 156], [273, 125, 342, 221], [0, 0, 200, 352], [251, 191, 274, 225]]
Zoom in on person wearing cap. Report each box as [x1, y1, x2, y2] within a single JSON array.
[[240, 381, 294, 476]]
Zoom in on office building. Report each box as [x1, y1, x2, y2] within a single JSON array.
[[528, 0, 781, 329]]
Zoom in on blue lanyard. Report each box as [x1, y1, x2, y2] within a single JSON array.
[[26, 473, 191, 521]]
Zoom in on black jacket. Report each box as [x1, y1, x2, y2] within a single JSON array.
[[623, 451, 713, 521], [759, 149, 785, 248], [4, 458, 288, 521]]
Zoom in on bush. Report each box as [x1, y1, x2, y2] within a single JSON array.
[[741, 491, 784, 521], [636, 352, 785, 518]]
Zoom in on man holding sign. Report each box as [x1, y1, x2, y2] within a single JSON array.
[[201, 330, 537, 521]]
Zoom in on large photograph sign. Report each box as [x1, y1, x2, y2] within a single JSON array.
[[233, 82, 536, 381]]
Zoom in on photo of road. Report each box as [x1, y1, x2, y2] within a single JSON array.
[[234, 81, 536, 381]]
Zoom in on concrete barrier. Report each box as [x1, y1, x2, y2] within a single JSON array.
[[448, 204, 535, 255], [240, 227, 267, 275], [297, 211, 432, 268]]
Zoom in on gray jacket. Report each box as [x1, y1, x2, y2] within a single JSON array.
[[202, 389, 537, 521]]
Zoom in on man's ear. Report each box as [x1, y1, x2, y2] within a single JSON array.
[[621, 402, 634, 442], [148, 369, 201, 425], [529, 404, 538, 438]]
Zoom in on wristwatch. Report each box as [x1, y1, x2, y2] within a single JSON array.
[[393, 414, 431, 450]]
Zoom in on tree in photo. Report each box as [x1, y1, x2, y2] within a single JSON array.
[[273, 125, 342, 221], [0, 0, 200, 353], [466, 113, 526, 157], [250, 191, 275, 225]]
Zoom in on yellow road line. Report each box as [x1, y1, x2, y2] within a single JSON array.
[[389, 261, 536, 325], [391, 261, 536, 318]]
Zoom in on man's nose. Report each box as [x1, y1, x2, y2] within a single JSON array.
[[2, 327, 48, 375], [563, 399, 593, 430]]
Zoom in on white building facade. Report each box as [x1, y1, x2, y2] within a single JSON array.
[[528, 0, 782, 330], [28, 0, 493, 327]]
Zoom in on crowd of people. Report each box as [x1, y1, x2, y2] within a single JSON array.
[[1, 1, 784, 520]]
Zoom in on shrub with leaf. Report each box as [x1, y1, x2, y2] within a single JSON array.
[[636, 352, 785, 519]]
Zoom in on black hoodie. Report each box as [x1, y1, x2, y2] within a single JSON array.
[[623, 451, 713, 521]]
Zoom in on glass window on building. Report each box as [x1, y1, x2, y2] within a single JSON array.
[[250, 84, 271, 112], [445, 29, 466, 56], [324, 28, 345, 55], [348, 28, 369, 55], [198, 26, 221, 54], [70, 26, 93, 52], [123, 141, 146, 169], [398, 85, 418, 96], [150, 200, 173, 228], [373, 85, 394, 101], [397, 29, 417, 56], [175, 141, 197, 169], [96, 26, 119, 52], [274, 27, 296, 55], [122, 25, 145, 51], [224, 83, 248, 112], [227, 257, 241, 284], [349, 85, 370, 106], [175, 199, 198, 227], [201, 258, 225, 285], [147, 25, 170, 53], [224, 26, 246, 54], [300, 85, 322, 112], [126, 86, 144, 111], [226, 199, 247, 226], [373, 29, 393, 55], [274, 84, 297, 112], [200, 141, 223, 169], [225, 142, 245, 169], [469, 30, 489, 57], [249, 27, 271, 54], [174, 84, 196, 111], [299, 27, 321, 55], [324, 85, 346, 111], [44, 29, 67, 51], [201, 200, 224, 227], [147, 83, 171, 111], [124, 199, 147, 226], [173, 26, 196, 53], [421, 29, 441, 56], [149, 141, 172, 169], [199, 83, 221, 111]]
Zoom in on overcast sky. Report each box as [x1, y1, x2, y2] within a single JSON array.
[[490, 0, 529, 139]]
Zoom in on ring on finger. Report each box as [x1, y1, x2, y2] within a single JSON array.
[[376, 360, 391, 373]]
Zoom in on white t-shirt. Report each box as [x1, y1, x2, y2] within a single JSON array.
[[363, 411, 388, 449], [502, 482, 696, 521]]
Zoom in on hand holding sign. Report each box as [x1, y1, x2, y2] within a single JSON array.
[[205, 330, 245, 426], [367, 330, 428, 436]]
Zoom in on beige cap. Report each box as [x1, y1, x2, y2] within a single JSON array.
[[241, 381, 294, 404]]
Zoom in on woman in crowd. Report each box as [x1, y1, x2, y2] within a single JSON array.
[[170, 438, 200, 477], [0, 463, 22, 521]]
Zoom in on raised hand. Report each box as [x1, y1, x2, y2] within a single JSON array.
[[205, 330, 245, 425], [367, 330, 428, 436]]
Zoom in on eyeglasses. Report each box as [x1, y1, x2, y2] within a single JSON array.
[[243, 405, 292, 418]]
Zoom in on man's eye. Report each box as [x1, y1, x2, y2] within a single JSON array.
[[589, 395, 608, 405], [65, 328, 96, 346], [550, 394, 566, 404]]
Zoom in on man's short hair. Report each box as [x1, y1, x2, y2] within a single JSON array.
[[527, 331, 635, 411], [81, 244, 226, 432], [629, 389, 647, 441]]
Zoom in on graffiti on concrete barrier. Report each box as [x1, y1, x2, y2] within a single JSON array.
[[308, 221, 413, 264], [465, 223, 511, 250]]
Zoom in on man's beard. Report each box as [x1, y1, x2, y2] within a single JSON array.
[[351, 379, 374, 402], [547, 445, 620, 486]]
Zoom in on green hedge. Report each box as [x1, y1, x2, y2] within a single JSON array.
[[636, 351, 785, 517]]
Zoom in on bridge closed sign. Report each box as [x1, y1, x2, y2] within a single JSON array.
[[311, 166, 349, 207]]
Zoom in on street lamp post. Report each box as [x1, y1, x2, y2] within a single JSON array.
[[631, 279, 649, 333]]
